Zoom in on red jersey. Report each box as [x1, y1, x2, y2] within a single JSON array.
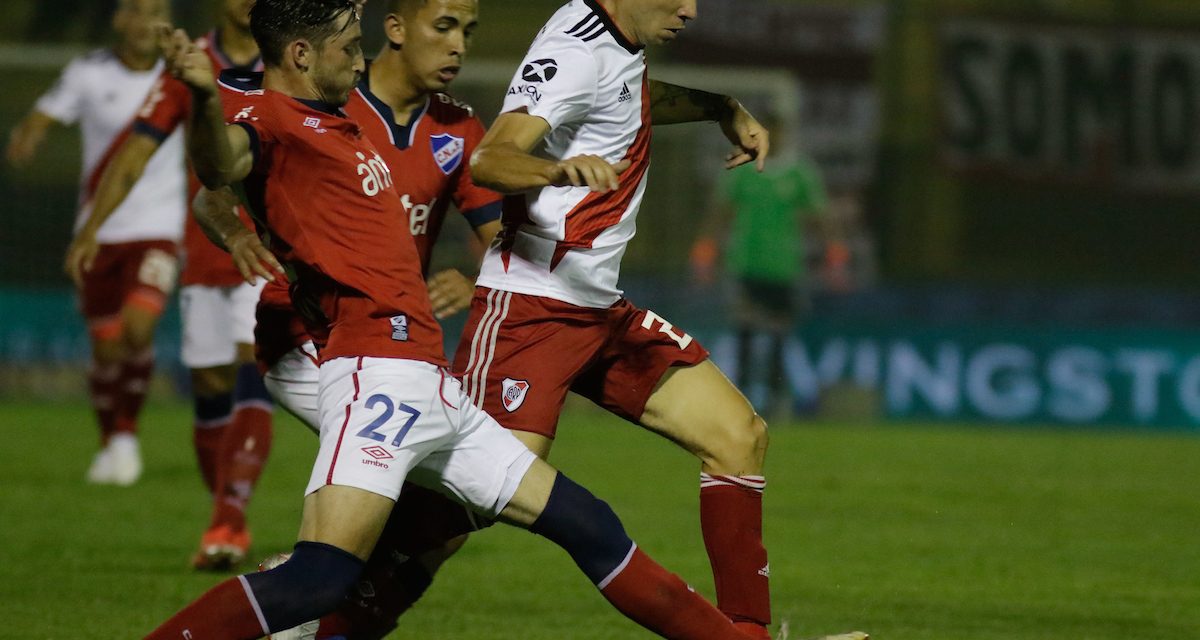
[[133, 30, 263, 287], [219, 77, 446, 366], [244, 67, 501, 368]]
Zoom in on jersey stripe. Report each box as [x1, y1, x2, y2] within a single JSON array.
[[550, 73, 652, 270], [565, 13, 601, 36]]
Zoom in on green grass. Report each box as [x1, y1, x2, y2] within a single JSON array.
[[0, 400, 1197, 639]]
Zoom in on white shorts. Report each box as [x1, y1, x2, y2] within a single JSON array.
[[264, 341, 321, 434], [306, 356, 538, 518], [179, 282, 265, 368]]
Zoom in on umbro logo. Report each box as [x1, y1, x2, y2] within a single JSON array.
[[618, 82, 633, 103], [362, 445, 394, 460], [521, 58, 558, 83]]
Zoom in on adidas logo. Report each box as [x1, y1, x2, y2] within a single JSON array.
[[618, 82, 633, 103]]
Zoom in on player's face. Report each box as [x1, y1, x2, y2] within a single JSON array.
[[222, 0, 254, 31], [312, 12, 366, 106], [623, 0, 697, 46], [397, 0, 479, 92], [113, 0, 171, 58]]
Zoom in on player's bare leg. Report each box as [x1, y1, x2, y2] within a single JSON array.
[[641, 359, 773, 638]]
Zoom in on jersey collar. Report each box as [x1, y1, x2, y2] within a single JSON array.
[[358, 59, 429, 150], [582, 0, 644, 54]]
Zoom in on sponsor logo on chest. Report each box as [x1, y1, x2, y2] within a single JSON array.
[[356, 151, 394, 197]]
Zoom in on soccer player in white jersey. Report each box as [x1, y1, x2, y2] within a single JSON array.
[[458, 1, 864, 639], [5, 0, 185, 486]]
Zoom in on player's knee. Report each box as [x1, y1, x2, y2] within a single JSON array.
[[121, 321, 156, 352], [530, 473, 633, 585], [191, 366, 234, 396], [243, 541, 364, 632], [703, 411, 769, 472]]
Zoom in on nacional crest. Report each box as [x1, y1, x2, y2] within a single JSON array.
[[501, 377, 530, 412], [430, 133, 465, 175]]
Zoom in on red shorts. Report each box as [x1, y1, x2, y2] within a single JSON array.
[[452, 288, 709, 438], [78, 240, 178, 341]]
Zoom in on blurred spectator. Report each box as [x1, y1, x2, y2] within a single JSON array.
[[691, 113, 839, 418]]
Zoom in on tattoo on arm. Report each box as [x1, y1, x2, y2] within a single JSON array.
[[649, 81, 733, 123]]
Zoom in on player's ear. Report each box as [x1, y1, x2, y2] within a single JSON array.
[[384, 12, 405, 49], [289, 39, 313, 73]]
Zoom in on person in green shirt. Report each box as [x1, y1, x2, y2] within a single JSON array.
[[693, 119, 831, 416]]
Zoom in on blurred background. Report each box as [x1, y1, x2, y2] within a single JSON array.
[[3, 0, 1200, 431]]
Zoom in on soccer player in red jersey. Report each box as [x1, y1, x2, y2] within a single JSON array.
[[192, 0, 503, 630], [145, 2, 770, 638], [6, 0, 180, 487], [64, 0, 275, 570]]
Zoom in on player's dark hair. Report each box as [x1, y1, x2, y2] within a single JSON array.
[[250, 0, 359, 67]]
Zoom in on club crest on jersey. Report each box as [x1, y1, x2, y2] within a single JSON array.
[[501, 378, 530, 412], [390, 314, 409, 341], [430, 133, 465, 175]]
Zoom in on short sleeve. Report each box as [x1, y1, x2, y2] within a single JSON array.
[[501, 36, 597, 131], [454, 116, 502, 226], [133, 71, 191, 142], [34, 57, 87, 125], [222, 90, 275, 174]]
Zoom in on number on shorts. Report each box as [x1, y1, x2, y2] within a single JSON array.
[[357, 394, 422, 447], [640, 310, 694, 350], [137, 249, 177, 293]]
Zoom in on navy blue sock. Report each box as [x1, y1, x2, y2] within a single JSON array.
[[529, 473, 634, 585], [243, 541, 364, 632], [233, 362, 273, 407]]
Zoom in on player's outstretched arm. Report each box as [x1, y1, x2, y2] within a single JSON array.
[[471, 111, 630, 194], [158, 27, 252, 188], [648, 79, 770, 171], [192, 186, 284, 284], [63, 131, 163, 285], [5, 111, 57, 168]]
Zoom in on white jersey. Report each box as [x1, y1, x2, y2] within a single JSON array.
[[475, 0, 651, 309], [35, 49, 186, 244]]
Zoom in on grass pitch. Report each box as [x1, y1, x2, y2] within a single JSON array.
[[0, 400, 1197, 639]]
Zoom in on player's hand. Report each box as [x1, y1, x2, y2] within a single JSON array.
[[720, 100, 769, 172], [427, 269, 474, 319], [227, 228, 285, 285], [158, 27, 217, 95], [553, 155, 632, 192], [5, 126, 42, 168], [63, 232, 99, 288]]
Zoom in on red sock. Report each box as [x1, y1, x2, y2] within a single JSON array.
[[210, 404, 273, 531], [193, 393, 233, 493], [114, 348, 154, 435], [700, 474, 771, 629], [599, 546, 749, 640], [144, 576, 268, 639], [88, 361, 120, 445]]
